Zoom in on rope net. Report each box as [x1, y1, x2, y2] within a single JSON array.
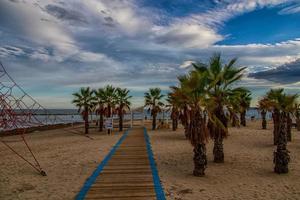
[[0, 61, 67, 176]]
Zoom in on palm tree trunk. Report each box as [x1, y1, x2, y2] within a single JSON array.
[[231, 114, 237, 127], [213, 136, 224, 163], [99, 114, 103, 131], [297, 117, 300, 131], [119, 112, 123, 132], [172, 118, 176, 131], [107, 105, 111, 135], [212, 106, 227, 163], [152, 113, 157, 130], [183, 107, 189, 138], [171, 110, 178, 131], [273, 110, 280, 145], [240, 111, 246, 126], [84, 108, 89, 134], [274, 112, 290, 174], [188, 107, 207, 176], [287, 113, 292, 142], [261, 111, 267, 129], [193, 143, 207, 176]]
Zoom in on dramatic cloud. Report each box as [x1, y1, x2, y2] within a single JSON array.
[[0, 0, 300, 108], [249, 59, 300, 84]]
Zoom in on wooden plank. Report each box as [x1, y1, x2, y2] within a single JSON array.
[[82, 127, 158, 200]]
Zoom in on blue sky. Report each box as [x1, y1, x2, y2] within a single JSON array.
[[0, 0, 300, 108]]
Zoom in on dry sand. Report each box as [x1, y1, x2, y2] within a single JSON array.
[[149, 120, 300, 200], [0, 126, 122, 200], [1, 120, 300, 200]]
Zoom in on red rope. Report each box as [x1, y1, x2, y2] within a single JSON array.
[[1, 139, 43, 174]]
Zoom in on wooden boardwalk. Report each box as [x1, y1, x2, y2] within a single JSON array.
[[76, 127, 165, 200]]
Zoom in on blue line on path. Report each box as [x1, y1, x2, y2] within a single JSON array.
[[143, 127, 166, 200], [75, 129, 130, 200]]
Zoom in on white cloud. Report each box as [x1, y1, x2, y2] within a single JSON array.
[[179, 60, 195, 68], [0, 46, 25, 57], [154, 23, 223, 48], [279, 3, 300, 14]]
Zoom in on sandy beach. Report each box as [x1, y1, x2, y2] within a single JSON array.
[[149, 120, 300, 200], [0, 126, 121, 200], [1, 120, 300, 200]]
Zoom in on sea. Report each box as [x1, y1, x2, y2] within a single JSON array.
[[30, 107, 271, 125]]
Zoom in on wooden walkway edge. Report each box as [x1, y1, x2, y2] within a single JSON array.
[[76, 127, 166, 200]]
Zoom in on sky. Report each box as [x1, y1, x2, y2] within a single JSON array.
[[0, 0, 300, 108]]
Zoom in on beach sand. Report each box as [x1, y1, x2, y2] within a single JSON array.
[[149, 120, 300, 200], [1, 120, 300, 200], [0, 126, 121, 200]]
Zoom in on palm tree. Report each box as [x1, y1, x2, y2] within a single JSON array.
[[103, 85, 117, 134], [169, 86, 190, 137], [272, 92, 298, 173], [116, 88, 132, 132], [166, 92, 181, 131], [295, 103, 300, 131], [177, 70, 209, 176], [72, 87, 95, 134], [94, 88, 105, 132], [286, 97, 298, 142], [266, 88, 284, 145], [193, 53, 246, 163], [238, 89, 252, 127], [227, 90, 241, 127], [144, 88, 164, 130], [258, 97, 270, 129]]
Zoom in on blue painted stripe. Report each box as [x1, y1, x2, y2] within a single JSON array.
[[75, 130, 130, 200], [143, 127, 166, 200]]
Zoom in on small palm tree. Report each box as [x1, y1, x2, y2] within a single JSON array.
[[94, 88, 105, 132], [144, 88, 164, 130], [103, 85, 117, 134], [169, 86, 190, 137], [116, 88, 132, 131], [258, 97, 270, 129], [227, 90, 241, 127], [72, 87, 95, 134], [295, 103, 300, 131], [166, 92, 180, 131], [237, 88, 252, 127]]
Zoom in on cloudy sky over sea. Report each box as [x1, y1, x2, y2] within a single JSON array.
[[0, 0, 300, 108]]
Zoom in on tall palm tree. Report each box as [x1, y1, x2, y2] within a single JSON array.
[[272, 92, 298, 173], [72, 87, 95, 134], [103, 85, 117, 134], [116, 88, 132, 131], [144, 88, 164, 130], [177, 70, 209, 176], [94, 88, 105, 132], [258, 97, 270, 129], [193, 53, 246, 163], [266, 88, 284, 145]]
